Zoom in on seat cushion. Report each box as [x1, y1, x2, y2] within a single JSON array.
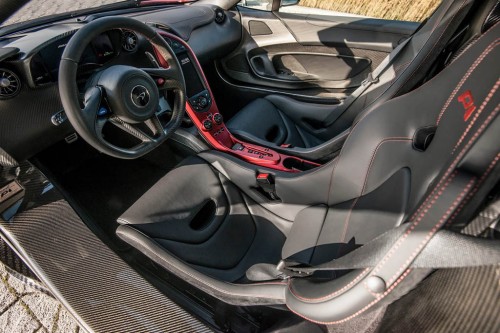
[[227, 97, 324, 148], [118, 156, 286, 281]]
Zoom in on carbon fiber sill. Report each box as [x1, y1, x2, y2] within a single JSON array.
[[0, 161, 214, 333]]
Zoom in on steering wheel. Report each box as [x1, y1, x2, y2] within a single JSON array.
[[59, 17, 186, 159]]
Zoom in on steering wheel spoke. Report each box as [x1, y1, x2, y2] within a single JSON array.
[[140, 67, 182, 90], [59, 16, 186, 159], [107, 116, 154, 143], [144, 114, 166, 137], [82, 86, 104, 129]]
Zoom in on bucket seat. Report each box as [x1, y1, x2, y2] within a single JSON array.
[[115, 18, 499, 313], [226, 0, 496, 161]]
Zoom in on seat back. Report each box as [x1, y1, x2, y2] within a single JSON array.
[[283, 21, 500, 265], [318, 0, 492, 141]]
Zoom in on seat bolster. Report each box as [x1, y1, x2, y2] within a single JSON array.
[[117, 156, 228, 244], [116, 224, 287, 306], [281, 205, 329, 264]]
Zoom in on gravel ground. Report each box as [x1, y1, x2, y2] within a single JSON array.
[[0, 263, 81, 333], [2, 0, 124, 26]]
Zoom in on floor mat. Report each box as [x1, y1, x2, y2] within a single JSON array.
[[34, 139, 185, 239]]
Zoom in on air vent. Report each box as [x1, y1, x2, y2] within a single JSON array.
[[0, 68, 21, 99], [122, 30, 138, 52], [214, 8, 226, 24]]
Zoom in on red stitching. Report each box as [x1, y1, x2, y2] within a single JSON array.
[[126, 226, 287, 299], [362, 281, 381, 298], [409, 74, 500, 223], [385, 177, 475, 285], [398, 152, 500, 283], [394, 0, 469, 97], [287, 268, 370, 303], [286, 268, 413, 325], [375, 101, 500, 278], [372, 170, 459, 275], [453, 85, 500, 153], [435, 39, 500, 125], [339, 138, 412, 243], [406, 22, 500, 98], [352, 0, 463, 130], [445, 153, 500, 228], [354, 22, 500, 133], [287, 23, 500, 328], [246, 281, 288, 286]]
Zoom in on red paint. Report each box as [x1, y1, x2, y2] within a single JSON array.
[[156, 31, 321, 173], [458, 90, 476, 121], [152, 46, 169, 69]]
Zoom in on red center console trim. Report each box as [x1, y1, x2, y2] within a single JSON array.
[[158, 31, 320, 173]]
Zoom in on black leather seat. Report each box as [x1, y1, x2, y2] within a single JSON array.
[[227, 0, 488, 153], [116, 21, 499, 309]]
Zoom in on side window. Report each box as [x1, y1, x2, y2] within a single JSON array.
[[237, 0, 274, 11], [279, 0, 441, 22], [237, 0, 301, 12]]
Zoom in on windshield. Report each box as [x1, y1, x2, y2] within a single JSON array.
[[1, 0, 192, 27], [2, 0, 129, 26]]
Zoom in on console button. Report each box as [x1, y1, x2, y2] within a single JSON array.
[[232, 143, 244, 151], [198, 96, 208, 108], [203, 119, 213, 130], [213, 113, 223, 125]]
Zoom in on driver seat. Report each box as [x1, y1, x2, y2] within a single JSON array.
[[116, 22, 499, 306]]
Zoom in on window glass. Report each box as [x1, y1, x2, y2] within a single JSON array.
[[238, 0, 273, 11], [280, 0, 442, 22]]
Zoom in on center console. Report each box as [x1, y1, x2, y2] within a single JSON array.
[[160, 32, 320, 173]]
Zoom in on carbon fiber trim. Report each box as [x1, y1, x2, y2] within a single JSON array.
[[462, 196, 500, 236], [482, 0, 500, 33], [0, 82, 72, 161], [0, 147, 17, 168], [0, 236, 38, 281], [378, 265, 500, 333], [0, 162, 213, 333]]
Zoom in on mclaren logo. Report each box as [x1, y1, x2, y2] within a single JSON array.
[[457, 90, 476, 121], [131, 85, 150, 108]]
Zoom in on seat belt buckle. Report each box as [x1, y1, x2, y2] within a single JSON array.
[[276, 260, 313, 278], [362, 73, 379, 86], [280, 143, 292, 148], [256, 173, 280, 201]]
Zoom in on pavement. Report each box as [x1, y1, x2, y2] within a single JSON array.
[[0, 263, 81, 333], [2, 0, 122, 26]]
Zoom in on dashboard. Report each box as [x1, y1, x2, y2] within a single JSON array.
[[0, 4, 241, 161], [30, 31, 117, 86]]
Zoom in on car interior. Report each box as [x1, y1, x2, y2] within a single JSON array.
[[0, 0, 499, 331]]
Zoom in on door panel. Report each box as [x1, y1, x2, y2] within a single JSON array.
[[218, 6, 419, 102], [280, 13, 418, 52]]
